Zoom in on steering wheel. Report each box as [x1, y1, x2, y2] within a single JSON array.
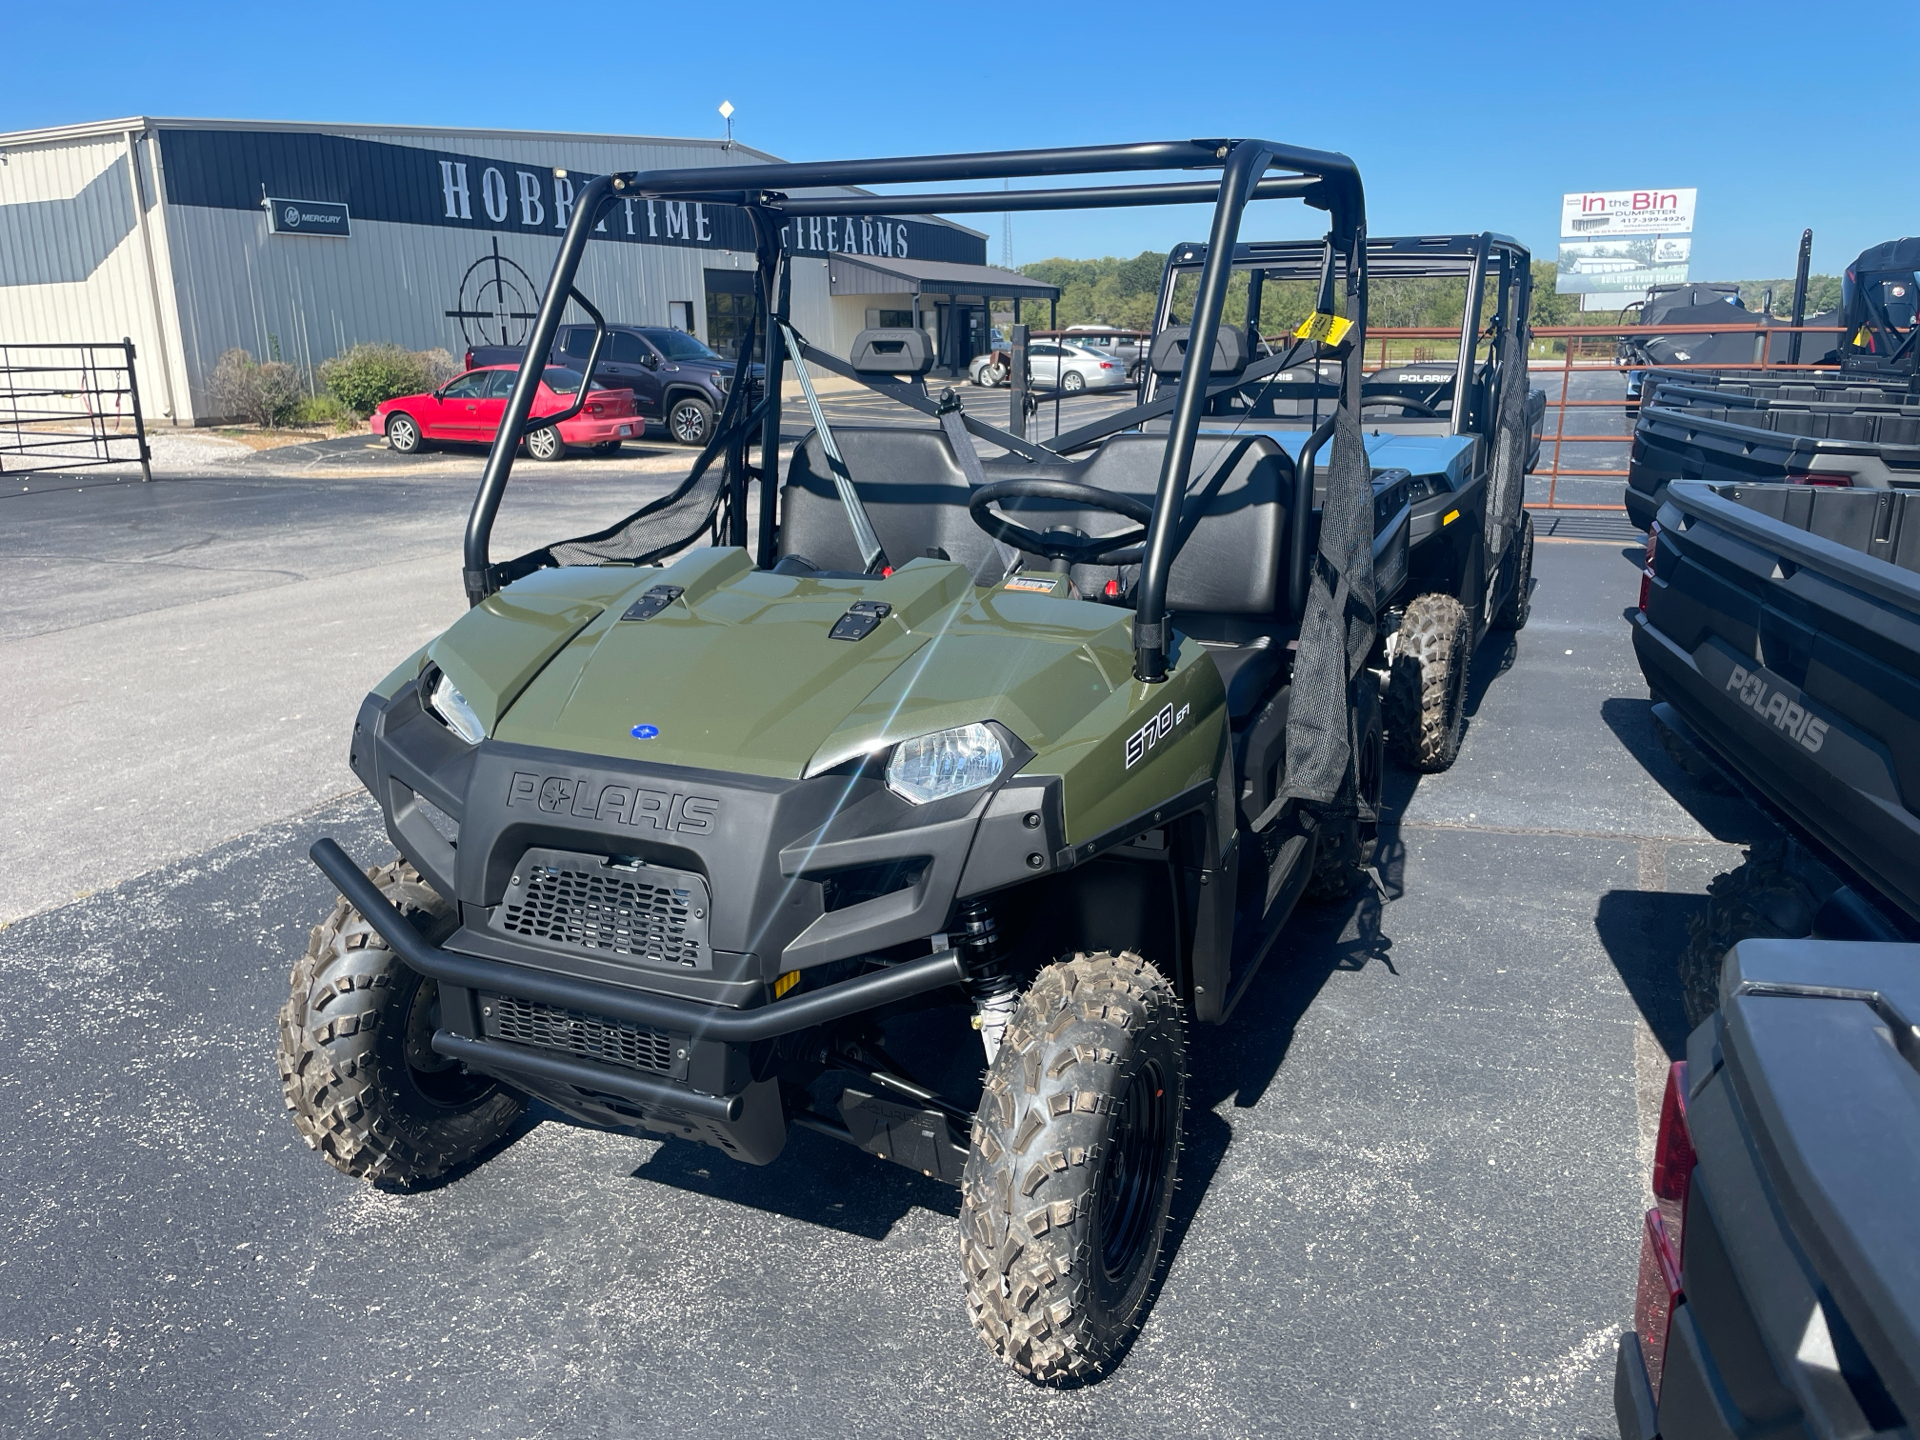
[[968, 479, 1155, 565], [1362, 397, 1444, 417]]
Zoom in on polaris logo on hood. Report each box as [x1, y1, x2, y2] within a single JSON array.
[[1725, 665, 1828, 753]]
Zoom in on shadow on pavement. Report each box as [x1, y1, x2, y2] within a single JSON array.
[[1598, 696, 1770, 844], [1593, 889, 1701, 1060]]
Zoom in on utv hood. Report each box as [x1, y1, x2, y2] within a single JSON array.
[[431, 548, 1141, 780]]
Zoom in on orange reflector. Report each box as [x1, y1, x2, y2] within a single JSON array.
[[772, 971, 800, 999], [1442, 509, 1460, 526]]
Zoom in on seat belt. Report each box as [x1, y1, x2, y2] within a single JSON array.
[[778, 320, 888, 575], [935, 388, 1020, 581]]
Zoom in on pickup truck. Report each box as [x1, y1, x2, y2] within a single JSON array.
[[1615, 938, 1920, 1440], [469, 322, 759, 447]]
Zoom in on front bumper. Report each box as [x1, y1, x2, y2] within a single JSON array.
[[312, 836, 966, 1153]]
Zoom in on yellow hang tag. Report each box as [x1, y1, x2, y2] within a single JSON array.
[[1851, 326, 1872, 348], [1293, 311, 1354, 346]]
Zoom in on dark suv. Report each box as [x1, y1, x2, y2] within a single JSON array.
[[466, 324, 759, 447]]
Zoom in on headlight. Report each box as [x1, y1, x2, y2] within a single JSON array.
[[885, 723, 1003, 805], [428, 670, 486, 744], [715, 372, 732, 393]]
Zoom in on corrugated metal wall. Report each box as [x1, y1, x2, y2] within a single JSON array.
[[0, 132, 184, 420]]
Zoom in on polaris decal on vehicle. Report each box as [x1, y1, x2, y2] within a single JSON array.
[[1725, 665, 1829, 753], [508, 771, 719, 832], [1125, 701, 1191, 769]]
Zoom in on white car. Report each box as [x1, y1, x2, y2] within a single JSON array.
[[970, 341, 1131, 392]]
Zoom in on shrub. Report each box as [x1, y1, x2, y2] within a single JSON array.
[[291, 394, 356, 430], [208, 348, 305, 427], [320, 343, 438, 416], [416, 347, 461, 387]]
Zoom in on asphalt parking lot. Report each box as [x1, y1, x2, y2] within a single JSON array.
[[0, 375, 1766, 1438]]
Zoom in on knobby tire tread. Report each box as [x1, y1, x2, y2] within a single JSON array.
[[959, 952, 1185, 1384]]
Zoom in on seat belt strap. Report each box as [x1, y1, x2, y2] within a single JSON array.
[[935, 389, 1020, 580], [779, 320, 888, 574]]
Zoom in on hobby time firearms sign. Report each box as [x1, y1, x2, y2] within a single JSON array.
[[1557, 187, 1697, 295], [153, 129, 983, 264]]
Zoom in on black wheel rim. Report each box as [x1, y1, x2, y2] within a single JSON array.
[[1098, 1058, 1173, 1283], [400, 977, 493, 1106]]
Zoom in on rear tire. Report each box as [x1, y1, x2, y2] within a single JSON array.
[[1062, 370, 1087, 394], [526, 425, 565, 462], [667, 394, 715, 447], [961, 952, 1186, 1384], [384, 412, 423, 454], [1386, 592, 1471, 772], [277, 858, 525, 1188], [1679, 838, 1831, 1027], [1491, 511, 1534, 631]]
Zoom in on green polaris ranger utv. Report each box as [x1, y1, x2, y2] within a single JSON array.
[[281, 138, 1402, 1382]]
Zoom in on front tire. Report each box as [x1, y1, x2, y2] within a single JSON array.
[[1386, 592, 1471, 772], [667, 394, 715, 446], [961, 952, 1186, 1384], [277, 859, 525, 1187], [1491, 511, 1534, 631], [384, 412, 423, 454]]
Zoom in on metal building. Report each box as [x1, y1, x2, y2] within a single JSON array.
[[0, 117, 1052, 424]]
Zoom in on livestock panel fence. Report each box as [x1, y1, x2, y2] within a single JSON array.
[[0, 339, 152, 481]]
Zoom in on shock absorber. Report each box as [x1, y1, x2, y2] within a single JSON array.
[[956, 897, 1019, 1065]]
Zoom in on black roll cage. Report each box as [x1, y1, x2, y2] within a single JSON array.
[[462, 138, 1367, 683], [1146, 232, 1532, 435]]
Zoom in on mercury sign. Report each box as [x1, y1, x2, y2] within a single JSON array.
[[265, 197, 351, 237], [1560, 189, 1697, 238]]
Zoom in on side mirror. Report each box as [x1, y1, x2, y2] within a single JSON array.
[[642, 352, 661, 370], [431, 387, 446, 401]]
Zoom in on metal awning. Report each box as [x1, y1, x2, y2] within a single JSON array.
[[823, 255, 1059, 301]]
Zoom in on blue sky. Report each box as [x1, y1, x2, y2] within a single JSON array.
[[3, 0, 1901, 280]]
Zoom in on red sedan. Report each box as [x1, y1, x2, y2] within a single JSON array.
[[369, 365, 639, 461]]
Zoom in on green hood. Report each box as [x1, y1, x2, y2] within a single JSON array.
[[431, 548, 1144, 781]]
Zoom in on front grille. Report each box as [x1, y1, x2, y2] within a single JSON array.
[[492, 849, 709, 967], [483, 994, 677, 1076]]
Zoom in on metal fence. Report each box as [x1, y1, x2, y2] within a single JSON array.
[[0, 339, 152, 481], [1360, 322, 1845, 513]]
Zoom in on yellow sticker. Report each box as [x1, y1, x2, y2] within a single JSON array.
[[1293, 311, 1354, 346], [772, 971, 800, 998], [1442, 508, 1460, 526], [1003, 576, 1060, 593]]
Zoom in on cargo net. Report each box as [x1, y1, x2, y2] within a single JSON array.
[[1484, 273, 1530, 563], [503, 316, 765, 577]]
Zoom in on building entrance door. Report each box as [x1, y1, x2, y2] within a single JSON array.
[[938, 303, 985, 375], [703, 269, 761, 362]]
